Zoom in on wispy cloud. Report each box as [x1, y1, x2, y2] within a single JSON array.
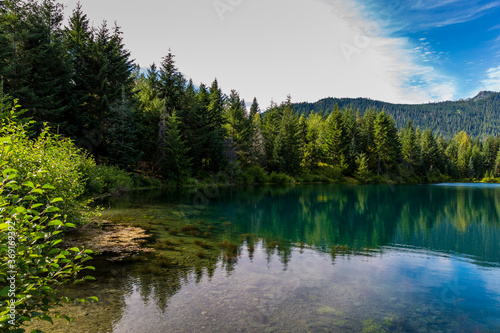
[[489, 23, 500, 30], [481, 65, 500, 91], [356, 0, 500, 32], [321, 0, 457, 103], [425, 1, 500, 28]]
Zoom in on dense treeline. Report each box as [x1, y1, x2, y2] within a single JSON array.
[[2, 0, 500, 185], [293, 92, 500, 139]]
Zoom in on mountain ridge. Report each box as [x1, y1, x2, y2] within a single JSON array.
[[293, 91, 500, 139]]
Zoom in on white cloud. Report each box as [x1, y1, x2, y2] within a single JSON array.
[[481, 65, 500, 91], [63, 0, 456, 105]]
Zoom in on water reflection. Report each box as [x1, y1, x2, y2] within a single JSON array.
[[33, 184, 500, 332]]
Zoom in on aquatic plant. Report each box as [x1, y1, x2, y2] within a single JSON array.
[[196, 251, 206, 259], [194, 240, 210, 249], [189, 230, 201, 237], [163, 226, 170, 230], [168, 230, 179, 236], [180, 224, 199, 232], [222, 222, 232, 227], [203, 232, 212, 238], [206, 225, 215, 231]]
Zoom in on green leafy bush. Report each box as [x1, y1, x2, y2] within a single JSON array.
[[241, 166, 269, 184], [0, 169, 96, 332], [0, 117, 89, 224], [268, 172, 295, 184], [81, 163, 133, 196], [130, 173, 162, 188]]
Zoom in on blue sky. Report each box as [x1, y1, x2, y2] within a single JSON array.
[[351, 0, 500, 100], [63, 0, 500, 105]]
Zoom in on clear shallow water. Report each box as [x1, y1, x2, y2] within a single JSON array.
[[33, 184, 500, 332]]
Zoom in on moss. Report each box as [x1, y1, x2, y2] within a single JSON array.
[[196, 251, 206, 259], [193, 240, 210, 249]]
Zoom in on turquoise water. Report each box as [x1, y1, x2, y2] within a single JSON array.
[[34, 184, 500, 332]]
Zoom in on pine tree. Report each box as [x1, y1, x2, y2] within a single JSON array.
[[355, 153, 370, 182], [161, 112, 191, 182], [106, 90, 142, 170], [158, 50, 185, 115], [420, 129, 440, 174], [373, 111, 400, 174], [225, 89, 250, 164], [400, 120, 421, 175], [203, 78, 227, 172], [261, 100, 282, 172], [1, 0, 72, 131], [273, 96, 301, 175], [483, 136, 499, 173], [323, 106, 349, 171]]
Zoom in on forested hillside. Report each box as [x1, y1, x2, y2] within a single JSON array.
[[293, 92, 500, 139]]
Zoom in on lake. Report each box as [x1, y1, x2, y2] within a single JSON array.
[[33, 184, 500, 332]]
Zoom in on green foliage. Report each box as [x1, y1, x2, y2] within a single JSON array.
[[80, 162, 133, 196], [239, 165, 269, 184], [0, 170, 95, 331], [0, 117, 88, 224], [159, 112, 191, 182], [268, 172, 295, 184], [355, 153, 371, 182]]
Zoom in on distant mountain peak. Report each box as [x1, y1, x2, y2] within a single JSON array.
[[469, 91, 496, 101]]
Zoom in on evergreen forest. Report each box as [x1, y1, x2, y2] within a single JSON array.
[[2, 0, 500, 186]]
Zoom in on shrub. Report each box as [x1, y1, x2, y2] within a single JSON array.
[[268, 172, 294, 184], [0, 168, 96, 332], [0, 116, 89, 224], [130, 173, 162, 188], [81, 163, 133, 197], [241, 165, 269, 184]]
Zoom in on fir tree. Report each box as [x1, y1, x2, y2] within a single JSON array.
[[161, 111, 191, 182], [373, 111, 400, 174]]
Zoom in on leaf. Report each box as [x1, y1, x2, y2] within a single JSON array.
[[2, 168, 17, 178], [44, 206, 60, 213], [51, 239, 63, 247], [32, 189, 44, 195], [86, 266, 95, 271], [22, 181, 35, 188], [85, 276, 96, 281], [42, 184, 55, 190], [88, 296, 98, 302], [64, 223, 75, 228], [69, 247, 80, 252], [39, 315, 53, 324], [63, 315, 72, 323], [50, 197, 63, 204], [48, 220, 64, 226]]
